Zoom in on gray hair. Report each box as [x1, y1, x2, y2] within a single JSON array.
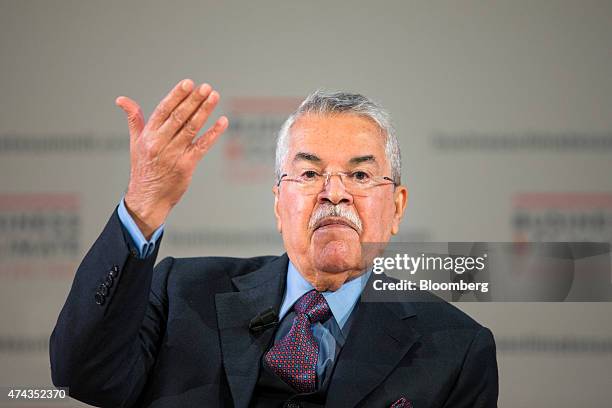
[[274, 90, 401, 185]]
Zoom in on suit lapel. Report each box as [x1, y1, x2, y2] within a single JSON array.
[[326, 274, 421, 407], [215, 254, 289, 408]]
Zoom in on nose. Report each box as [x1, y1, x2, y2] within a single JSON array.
[[317, 174, 354, 206]]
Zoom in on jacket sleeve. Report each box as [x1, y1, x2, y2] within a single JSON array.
[[49, 208, 174, 407], [442, 326, 499, 408]]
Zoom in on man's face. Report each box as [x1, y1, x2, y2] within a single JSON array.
[[273, 113, 408, 291]]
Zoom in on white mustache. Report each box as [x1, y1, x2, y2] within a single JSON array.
[[308, 204, 363, 233]]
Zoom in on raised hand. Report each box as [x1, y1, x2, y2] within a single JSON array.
[[116, 79, 229, 238]]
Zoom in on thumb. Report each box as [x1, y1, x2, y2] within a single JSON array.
[[115, 96, 144, 139]]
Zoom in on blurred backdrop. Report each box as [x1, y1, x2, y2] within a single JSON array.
[[0, 1, 611, 406]]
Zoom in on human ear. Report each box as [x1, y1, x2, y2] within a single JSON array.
[[272, 185, 282, 233], [391, 185, 408, 235]]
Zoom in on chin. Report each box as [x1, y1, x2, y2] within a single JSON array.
[[313, 240, 361, 273]]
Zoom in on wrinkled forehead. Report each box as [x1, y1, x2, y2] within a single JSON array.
[[286, 113, 389, 171]]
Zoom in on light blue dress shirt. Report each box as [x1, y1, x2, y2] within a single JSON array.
[[118, 198, 164, 258], [118, 202, 370, 386], [279, 261, 368, 331]]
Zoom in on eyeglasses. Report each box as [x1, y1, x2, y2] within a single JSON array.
[[277, 170, 396, 195]]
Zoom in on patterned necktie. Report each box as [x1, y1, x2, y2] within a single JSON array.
[[263, 289, 332, 393]]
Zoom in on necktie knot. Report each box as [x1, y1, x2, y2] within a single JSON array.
[[294, 290, 331, 323]]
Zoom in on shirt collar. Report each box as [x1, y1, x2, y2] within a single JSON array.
[[279, 260, 370, 330]]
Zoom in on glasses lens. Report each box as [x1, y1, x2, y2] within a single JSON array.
[[284, 172, 391, 195]]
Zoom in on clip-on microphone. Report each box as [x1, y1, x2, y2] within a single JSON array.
[[248, 307, 279, 333]]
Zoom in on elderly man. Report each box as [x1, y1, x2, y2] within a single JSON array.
[[50, 79, 498, 407]]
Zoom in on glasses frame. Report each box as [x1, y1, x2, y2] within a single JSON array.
[[276, 170, 397, 194]]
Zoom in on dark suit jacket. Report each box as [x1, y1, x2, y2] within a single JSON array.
[[50, 210, 498, 407]]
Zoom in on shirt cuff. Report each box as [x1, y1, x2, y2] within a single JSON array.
[[117, 198, 165, 259]]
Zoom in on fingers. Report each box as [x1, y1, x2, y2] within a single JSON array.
[[170, 89, 220, 148], [190, 116, 229, 162], [147, 79, 194, 131], [157, 83, 213, 140], [116, 96, 144, 140]]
